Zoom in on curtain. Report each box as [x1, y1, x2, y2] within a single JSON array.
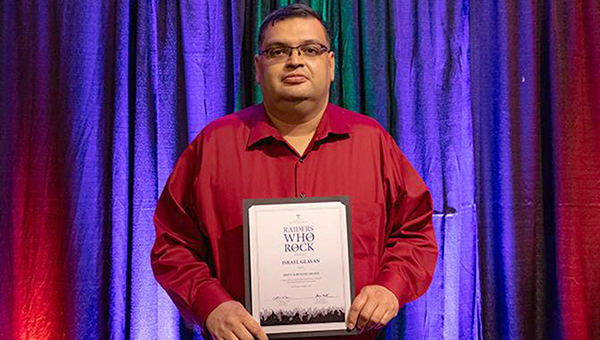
[[1, 0, 598, 339], [471, 1, 600, 339]]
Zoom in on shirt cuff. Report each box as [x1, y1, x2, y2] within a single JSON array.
[[190, 280, 235, 329], [373, 270, 408, 307]]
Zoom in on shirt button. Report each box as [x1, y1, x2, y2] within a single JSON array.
[[299, 158, 305, 163], [300, 193, 306, 198]]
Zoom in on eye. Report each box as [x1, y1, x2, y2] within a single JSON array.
[[268, 47, 289, 58], [300, 45, 321, 56]]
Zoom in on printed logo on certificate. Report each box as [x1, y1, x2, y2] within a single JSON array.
[[243, 196, 356, 338]]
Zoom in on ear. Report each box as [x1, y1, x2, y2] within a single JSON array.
[[254, 55, 261, 84], [329, 51, 335, 82]]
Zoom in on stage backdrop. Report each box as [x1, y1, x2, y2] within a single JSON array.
[[1, 1, 598, 339]]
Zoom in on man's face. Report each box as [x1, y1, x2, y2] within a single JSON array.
[[254, 17, 335, 104]]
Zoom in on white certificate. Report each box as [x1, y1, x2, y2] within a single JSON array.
[[243, 196, 356, 338]]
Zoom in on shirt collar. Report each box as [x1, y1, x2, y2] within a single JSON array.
[[246, 103, 351, 149]]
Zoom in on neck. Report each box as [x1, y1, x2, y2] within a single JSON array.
[[264, 94, 328, 123], [266, 108, 324, 137], [265, 101, 327, 157], [263, 97, 328, 137]]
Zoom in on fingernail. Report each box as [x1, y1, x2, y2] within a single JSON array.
[[348, 323, 354, 330]]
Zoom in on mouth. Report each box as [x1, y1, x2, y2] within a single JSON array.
[[282, 74, 308, 84]]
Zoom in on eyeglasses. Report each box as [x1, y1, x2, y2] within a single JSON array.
[[260, 43, 330, 60]]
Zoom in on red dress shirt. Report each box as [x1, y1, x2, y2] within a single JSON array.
[[151, 103, 438, 340]]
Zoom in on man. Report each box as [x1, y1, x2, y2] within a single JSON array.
[[151, 4, 437, 340]]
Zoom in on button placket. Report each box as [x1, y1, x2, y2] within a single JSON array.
[[296, 156, 307, 198]]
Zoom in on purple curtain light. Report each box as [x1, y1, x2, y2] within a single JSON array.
[[2, 1, 599, 339]]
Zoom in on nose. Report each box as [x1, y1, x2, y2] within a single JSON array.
[[285, 48, 303, 67]]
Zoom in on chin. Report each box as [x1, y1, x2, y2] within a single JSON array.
[[280, 95, 311, 102], [278, 90, 313, 102]]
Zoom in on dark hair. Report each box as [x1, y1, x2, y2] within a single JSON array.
[[258, 4, 331, 50]]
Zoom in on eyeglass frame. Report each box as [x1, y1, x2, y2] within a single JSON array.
[[258, 42, 331, 60]]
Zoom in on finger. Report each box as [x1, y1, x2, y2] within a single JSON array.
[[366, 305, 388, 331], [219, 331, 239, 340], [347, 294, 368, 329], [379, 310, 395, 327], [243, 317, 268, 340], [363, 304, 385, 331], [356, 299, 377, 332], [231, 323, 254, 340]]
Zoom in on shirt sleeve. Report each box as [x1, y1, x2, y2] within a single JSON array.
[[151, 136, 234, 330], [373, 132, 438, 307]]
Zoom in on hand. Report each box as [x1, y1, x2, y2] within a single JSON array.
[[347, 285, 399, 333], [205, 301, 267, 340]]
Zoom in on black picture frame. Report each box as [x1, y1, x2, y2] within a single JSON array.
[[243, 196, 357, 338]]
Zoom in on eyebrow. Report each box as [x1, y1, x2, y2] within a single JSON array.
[[263, 39, 327, 48]]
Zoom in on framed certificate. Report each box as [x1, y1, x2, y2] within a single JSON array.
[[243, 196, 356, 338]]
